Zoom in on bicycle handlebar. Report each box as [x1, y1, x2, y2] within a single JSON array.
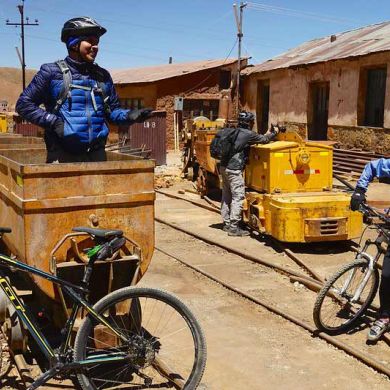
[[360, 202, 390, 225]]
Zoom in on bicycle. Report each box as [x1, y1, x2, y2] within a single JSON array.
[[0, 226, 207, 389], [312, 203, 390, 334]]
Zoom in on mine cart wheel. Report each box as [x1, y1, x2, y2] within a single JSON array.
[[196, 167, 207, 197], [0, 288, 8, 324], [0, 332, 12, 379], [181, 147, 192, 176], [2, 304, 27, 353]]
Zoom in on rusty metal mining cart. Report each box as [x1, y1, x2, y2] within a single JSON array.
[[0, 147, 155, 354]]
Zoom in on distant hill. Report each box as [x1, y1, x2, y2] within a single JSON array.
[[0, 67, 37, 111]]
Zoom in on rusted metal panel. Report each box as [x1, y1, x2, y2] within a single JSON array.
[[0, 135, 43, 144], [244, 21, 390, 75], [0, 150, 155, 302], [120, 112, 167, 165], [111, 58, 245, 84], [0, 134, 45, 153], [14, 123, 42, 137], [194, 129, 218, 175]]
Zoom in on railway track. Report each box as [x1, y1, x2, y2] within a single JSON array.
[[1, 188, 387, 388], [155, 189, 390, 379]]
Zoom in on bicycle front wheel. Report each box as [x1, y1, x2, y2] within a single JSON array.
[[313, 260, 379, 334], [74, 287, 207, 390]]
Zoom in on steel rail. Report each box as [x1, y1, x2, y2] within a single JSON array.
[[156, 217, 318, 282], [155, 245, 390, 379], [156, 190, 333, 282]]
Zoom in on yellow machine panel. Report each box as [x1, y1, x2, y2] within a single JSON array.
[[191, 126, 363, 242], [245, 136, 333, 193], [243, 191, 362, 242], [0, 114, 7, 133]]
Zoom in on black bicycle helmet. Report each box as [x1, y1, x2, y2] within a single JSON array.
[[61, 17, 107, 43], [238, 111, 255, 128]]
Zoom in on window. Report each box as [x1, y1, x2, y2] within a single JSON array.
[[119, 98, 144, 110], [358, 67, 387, 127], [182, 99, 220, 121], [219, 70, 231, 90]]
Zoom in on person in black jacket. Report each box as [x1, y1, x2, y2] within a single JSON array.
[[220, 112, 279, 236]]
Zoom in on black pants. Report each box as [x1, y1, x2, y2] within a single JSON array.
[[44, 131, 107, 163], [379, 248, 390, 317]]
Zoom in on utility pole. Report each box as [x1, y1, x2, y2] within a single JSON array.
[[6, 0, 39, 90], [233, 2, 247, 116]]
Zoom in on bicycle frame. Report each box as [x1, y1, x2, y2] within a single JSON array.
[[341, 231, 388, 303], [0, 253, 130, 367]]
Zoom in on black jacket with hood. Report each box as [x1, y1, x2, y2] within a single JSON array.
[[221, 127, 273, 170]]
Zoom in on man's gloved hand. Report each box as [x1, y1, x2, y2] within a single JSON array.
[[265, 124, 280, 141], [51, 119, 64, 138], [350, 187, 366, 211], [127, 108, 153, 122]]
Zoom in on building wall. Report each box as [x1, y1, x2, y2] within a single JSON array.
[[113, 62, 241, 150], [242, 52, 390, 153], [156, 70, 220, 149], [115, 83, 158, 107]]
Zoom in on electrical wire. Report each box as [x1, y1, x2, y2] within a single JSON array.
[[247, 2, 360, 25], [181, 38, 238, 95]]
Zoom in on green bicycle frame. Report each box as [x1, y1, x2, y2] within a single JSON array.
[[0, 254, 129, 365]]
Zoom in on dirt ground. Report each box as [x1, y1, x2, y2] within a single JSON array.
[[146, 188, 390, 390], [2, 152, 390, 389]]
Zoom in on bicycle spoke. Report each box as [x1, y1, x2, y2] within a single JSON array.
[[314, 261, 378, 332], [75, 289, 205, 389]]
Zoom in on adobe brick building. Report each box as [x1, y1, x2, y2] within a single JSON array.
[[111, 58, 247, 150], [242, 22, 390, 154]]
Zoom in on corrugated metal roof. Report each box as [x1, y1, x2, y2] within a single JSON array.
[[111, 58, 240, 84], [243, 21, 390, 75]]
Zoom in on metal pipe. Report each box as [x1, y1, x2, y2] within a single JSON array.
[[283, 248, 325, 283], [156, 190, 220, 214]]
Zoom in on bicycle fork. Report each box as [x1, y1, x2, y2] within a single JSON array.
[[341, 253, 376, 303]]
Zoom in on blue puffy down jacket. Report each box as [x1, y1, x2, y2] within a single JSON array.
[[16, 56, 129, 148]]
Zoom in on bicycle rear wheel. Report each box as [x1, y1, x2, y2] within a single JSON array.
[[313, 260, 379, 334], [74, 287, 206, 389]]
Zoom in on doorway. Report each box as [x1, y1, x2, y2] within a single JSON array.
[[308, 82, 329, 140], [256, 80, 270, 133]]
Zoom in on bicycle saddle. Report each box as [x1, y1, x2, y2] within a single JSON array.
[[72, 227, 123, 238]]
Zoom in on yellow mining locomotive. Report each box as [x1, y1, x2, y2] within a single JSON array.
[[187, 122, 362, 243]]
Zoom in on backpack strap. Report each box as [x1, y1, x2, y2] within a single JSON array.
[[54, 60, 73, 113], [97, 81, 111, 116]]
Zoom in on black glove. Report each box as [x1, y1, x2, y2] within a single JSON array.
[[51, 119, 64, 138], [350, 187, 366, 211], [264, 124, 279, 141], [127, 108, 153, 122]]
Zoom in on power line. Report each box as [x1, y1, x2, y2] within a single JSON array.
[[6, 0, 39, 90], [181, 38, 238, 95], [247, 2, 360, 25]]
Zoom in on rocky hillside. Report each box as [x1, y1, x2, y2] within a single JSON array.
[[0, 67, 36, 111]]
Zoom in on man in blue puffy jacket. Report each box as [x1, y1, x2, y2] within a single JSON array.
[[16, 17, 152, 163], [351, 158, 390, 341]]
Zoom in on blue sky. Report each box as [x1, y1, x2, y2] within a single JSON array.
[[0, 0, 389, 71]]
